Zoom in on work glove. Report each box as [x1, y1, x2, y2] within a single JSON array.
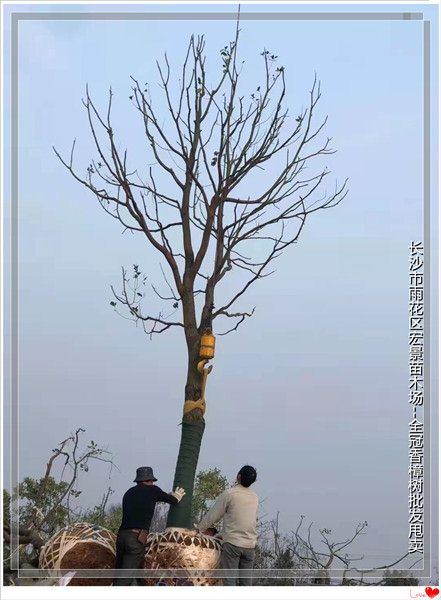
[[171, 486, 186, 502]]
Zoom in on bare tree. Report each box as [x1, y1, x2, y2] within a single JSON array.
[[30, 427, 116, 532], [253, 513, 421, 586], [3, 429, 115, 584], [288, 515, 420, 585], [54, 23, 348, 528]]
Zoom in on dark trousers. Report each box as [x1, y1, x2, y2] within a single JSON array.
[[220, 541, 255, 586], [113, 529, 146, 586]]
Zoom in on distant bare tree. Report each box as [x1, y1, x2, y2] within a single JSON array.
[[252, 513, 422, 586], [287, 515, 420, 585], [3, 429, 115, 585]]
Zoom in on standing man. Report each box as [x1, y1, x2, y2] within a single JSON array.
[[113, 466, 185, 586], [196, 465, 258, 586]]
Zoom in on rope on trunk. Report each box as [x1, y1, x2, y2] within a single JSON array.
[[183, 399, 206, 415]]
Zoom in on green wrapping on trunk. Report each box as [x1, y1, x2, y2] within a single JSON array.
[[166, 419, 205, 528]]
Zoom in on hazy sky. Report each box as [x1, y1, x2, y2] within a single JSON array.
[[3, 3, 439, 569]]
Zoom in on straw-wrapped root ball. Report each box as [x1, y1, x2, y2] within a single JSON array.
[[39, 523, 116, 586], [143, 527, 222, 586]]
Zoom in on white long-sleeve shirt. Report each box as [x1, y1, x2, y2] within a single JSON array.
[[196, 484, 258, 548]]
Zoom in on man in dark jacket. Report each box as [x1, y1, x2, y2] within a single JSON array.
[[113, 466, 185, 586]]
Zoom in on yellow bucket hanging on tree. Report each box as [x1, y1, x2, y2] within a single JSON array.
[[199, 330, 216, 360]]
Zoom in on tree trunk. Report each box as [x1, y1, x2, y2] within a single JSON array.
[[166, 329, 205, 529], [166, 420, 205, 528]]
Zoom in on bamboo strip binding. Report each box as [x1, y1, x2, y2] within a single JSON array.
[[144, 527, 222, 586], [39, 522, 116, 581]]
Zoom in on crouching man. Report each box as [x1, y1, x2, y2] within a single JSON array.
[[113, 466, 185, 586], [196, 465, 258, 586]]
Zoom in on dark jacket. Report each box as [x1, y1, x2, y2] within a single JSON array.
[[119, 483, 178, 531]]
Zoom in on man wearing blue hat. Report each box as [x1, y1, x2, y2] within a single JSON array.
[[113, 466, 185, 586]]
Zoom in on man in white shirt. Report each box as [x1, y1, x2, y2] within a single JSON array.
[[196, 465, 258, 586]]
